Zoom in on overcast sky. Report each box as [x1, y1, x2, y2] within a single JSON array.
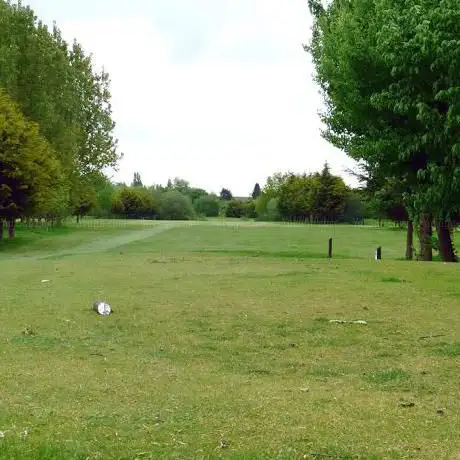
[[25, 0, 357, 196]]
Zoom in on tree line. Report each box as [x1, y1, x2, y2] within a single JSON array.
[[307, 0, 460, 262], [0, 1, 120, 240], [62, 164, 389, 224]]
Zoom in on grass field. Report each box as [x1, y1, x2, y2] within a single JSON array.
[[0, 220, 459, 459]]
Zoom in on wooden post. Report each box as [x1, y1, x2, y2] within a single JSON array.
[[328, 238, 333, 259], [405, 220, 414, 260], [375, 246, 382, 261]]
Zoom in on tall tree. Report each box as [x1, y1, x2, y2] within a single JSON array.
[[0, 89, 63, 238], [307, 0, 460, 261], [0, 1, 122, 222], [220, 188, 233, 201], [278, 174, 315, 221], [168, 177, 190, 194], [251, 183, 261, 199], [69, 41, 121, 174], [94, 175, 115, 217], [311, 163, 348, 221], [70, 174, 97, 223], [263, 172, 291, 198], [132, 172, 143, 187], [276, 169, 348, 222]]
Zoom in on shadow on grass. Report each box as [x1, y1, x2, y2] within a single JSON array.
[[0, 226, 73, 252]]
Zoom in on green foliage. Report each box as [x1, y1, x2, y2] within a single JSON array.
[[370, 185, 408, 224], [244, 199, 257, 218], [193, 194, 220, 217], [68, 40, 120, 174], [225, 199, 245, 218], [341, 191, 366, 223], [158, 190, 195, 220], [266, 198, 280, 221], [188, 187, 208, 203], [311, 163, 348, 221], [90, 173, 115, 218], [251, 183, 261, 199], [112, 186, 157, 219], [220, 188, 233, 201], [0, 89, 63, 223], [131, 172, 143, 187], [277, 174, 316, 221], [263, 172, 291, 198], [0, 0, 121, 232], [307, 0, 460, 259], [254, 194, 270, 219], [165, 177, 208, 203], [275, 166, 348, 222], [70, 174, 97, 220]]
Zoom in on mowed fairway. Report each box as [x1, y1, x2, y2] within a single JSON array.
[[0, 221, 459, 459]]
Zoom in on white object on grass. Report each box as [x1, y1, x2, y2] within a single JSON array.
[[329, 319, 367, 325], [93, 301, 112, 316]]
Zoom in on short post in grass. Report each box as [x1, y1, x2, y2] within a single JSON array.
[[328, 238, 333, 259], [375, 246, 382, 261]]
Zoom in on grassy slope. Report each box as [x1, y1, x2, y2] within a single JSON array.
[[0, 222, 459, 459]]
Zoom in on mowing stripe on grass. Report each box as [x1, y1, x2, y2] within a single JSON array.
[[38, 223, 179, 259]]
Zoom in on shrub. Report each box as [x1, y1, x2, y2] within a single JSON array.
[[194, 194, 220, 217], [158, 190, 195, 220], [225, 199, 245, 218]]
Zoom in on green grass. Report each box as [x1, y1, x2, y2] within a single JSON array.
[[0, 220, 459, 459]]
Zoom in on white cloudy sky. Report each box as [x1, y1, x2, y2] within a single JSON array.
[[25, 0, 357, 196]]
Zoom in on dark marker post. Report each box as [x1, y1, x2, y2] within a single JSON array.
[[328, 238, 333, 259]]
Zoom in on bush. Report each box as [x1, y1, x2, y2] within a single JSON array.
[[244, 200, 257, 218], [267, 198, 280, 221], [111, 186, 157, 219], [194, 194, 220, 217], [254, 195, 281, 221], [158, 190, 195, 220], [225, 199, 245, 218]]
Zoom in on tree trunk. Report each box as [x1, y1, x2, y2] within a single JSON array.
[[8, 218, 15, 240], [419, 214, 432, 261], [437, 220, 457, 262], [405, 220, 414, 260], [0, 218, 4, 242]]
